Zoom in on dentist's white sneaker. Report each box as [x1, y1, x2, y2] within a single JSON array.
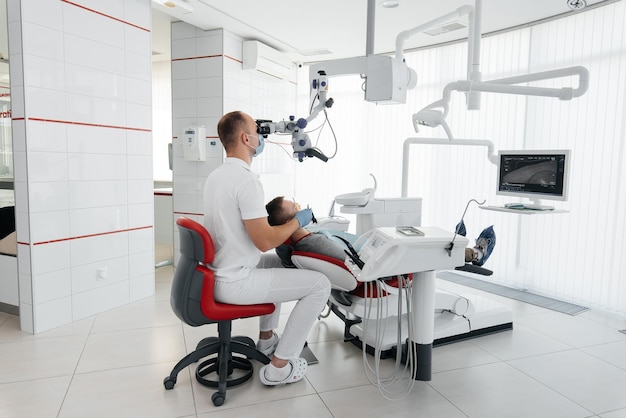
[[256, 332, 279, 357]]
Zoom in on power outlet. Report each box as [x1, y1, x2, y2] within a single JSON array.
[[96, 267, 108, 280]]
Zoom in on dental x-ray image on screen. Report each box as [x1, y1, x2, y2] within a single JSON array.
[[496, 150, 570, 202]]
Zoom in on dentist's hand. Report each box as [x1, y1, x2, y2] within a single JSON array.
[[294, 208, 313, 227]]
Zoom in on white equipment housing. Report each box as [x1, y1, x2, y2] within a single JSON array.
[[182, 126, 206, 161], [243, 41, 292, 80]]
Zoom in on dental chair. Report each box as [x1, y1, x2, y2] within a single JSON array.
[[291, 231, 511, 356], [163, 217, 275, 406]]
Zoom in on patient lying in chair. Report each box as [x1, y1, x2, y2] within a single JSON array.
[[265, 196, 496, 268]]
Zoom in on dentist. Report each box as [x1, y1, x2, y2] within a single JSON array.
[[203, 110, 331, 385]]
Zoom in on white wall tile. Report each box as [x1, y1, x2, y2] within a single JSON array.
[[64, 33, 125, 75], [127, 155, 152, 180], [69, 180, 128, 209], [7, 81, 23, 118], [171, 38, 197, 60], [171, 21, 196, 40], [129, 250, 153, 278], [128, 203, 153, 228], [30, 210, 70, 244], [124, 0, 151, 29], [128, 179, 153, 204], [67, 124, 126, 154], [197, 77, 222, 98], [33, 296, 73, 333], [65, 93, 126, 127], [69, 0, 124, 19], [129, 273, 155, 301], [31, 241, 71, 275], [65, 64, 126, 101], [125, 50, 151, 81], [26, 120, 67, 153], [197, 56, 223, 78], [29, 182, 69, 213], [6, 0, 21, 23], [69, 206, 128, 237], [223, 32, 243, 61], [173, 193, 200, 214], [72, 281, 129, 321], [197, 32, 223, 57], [21, 0, 63, 30], [126, 130, 152, 156], [62, 2, 125, 49], [128, 227, 153, 254], [172, 98, 197, 118], [21, 22, 64, 60], [27, 152, 68, 182], [68, 153, 127, 181], [32, 269, 72, 304], [25, 87, 67, 121], [20, 304, 34, 334], [12, 151, 27, 182], [125, 77, 151, 105], [71, 255, 129, 294], [126, 102, 151, 129], [124, 25, 151, 56], [172, 78, 198, 100], [19, 272, 32, 304], [197, 97, 222, 117], [173, 175, 202, 194], [172, 60, 197, 80], [8, 21, 22, 56], [15, 209, 31, 245], [23, 55, 65, 90], [70, 232, 129, 266]]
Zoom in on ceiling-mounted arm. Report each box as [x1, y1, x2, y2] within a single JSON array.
[[413, 65, 589, 140]]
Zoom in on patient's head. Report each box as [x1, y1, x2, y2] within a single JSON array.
[[266, 196, 301, 226]]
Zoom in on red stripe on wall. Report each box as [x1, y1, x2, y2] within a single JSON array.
[[61, 0, 150, 32], [174, 211, 204, 216], [171, 54, 223, 62], [28, 117, 151, 132], [29, 225, 153, 246]]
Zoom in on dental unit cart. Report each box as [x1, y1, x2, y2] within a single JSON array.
[[346, 226, 468, 381]]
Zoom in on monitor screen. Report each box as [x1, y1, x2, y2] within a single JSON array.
[[496, 150, 570, 202]]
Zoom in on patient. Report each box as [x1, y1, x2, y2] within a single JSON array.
[[265, 196, 347, 267], [266, 196, 496, 267]]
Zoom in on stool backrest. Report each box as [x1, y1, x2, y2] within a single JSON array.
[[170, 217, 216, 326]]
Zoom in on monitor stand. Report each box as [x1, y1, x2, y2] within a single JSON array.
[[507, 199, 554, 211]]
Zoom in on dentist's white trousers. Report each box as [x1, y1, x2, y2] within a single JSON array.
[[214, 253, 331, 360]]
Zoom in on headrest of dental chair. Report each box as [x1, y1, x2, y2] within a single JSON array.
[[291, 251, 358, 292]]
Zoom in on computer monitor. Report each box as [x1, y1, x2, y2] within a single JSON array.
[[496, 149, 570, 207]]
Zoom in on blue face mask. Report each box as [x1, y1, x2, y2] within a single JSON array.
[[246, 133, 265, 157]]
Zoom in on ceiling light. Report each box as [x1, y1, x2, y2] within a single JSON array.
[[567, 0, 586, 10], [380, 1, 400, 9], [152, 0, 194, 13]]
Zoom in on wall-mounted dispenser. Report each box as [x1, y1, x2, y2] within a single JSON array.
[[182, 126, 207, 161]]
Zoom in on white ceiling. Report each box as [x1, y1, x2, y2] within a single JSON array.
[[151, 0, 610, 63]]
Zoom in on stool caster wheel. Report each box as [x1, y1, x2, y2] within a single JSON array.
[[163, 376, 176, 390], [211, 392, 225, 406]]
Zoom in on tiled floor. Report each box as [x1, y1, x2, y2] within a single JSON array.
[[2, 260, 626, 417]]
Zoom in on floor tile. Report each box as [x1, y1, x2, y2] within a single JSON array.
[[582, 340, 626, 370], [76, 325, 186, 373], [196, 394, 332, 417], [320, 381, 466, 418], [0, 375, 71, 417], [59, 362, 196, 418], [430, 361, 592, 418], [514, 311, 626, 348], [0, 334, 87, 383], [509, 349, 626, 414]]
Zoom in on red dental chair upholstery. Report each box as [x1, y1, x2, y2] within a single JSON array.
[[163, 217, 275, 406]]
